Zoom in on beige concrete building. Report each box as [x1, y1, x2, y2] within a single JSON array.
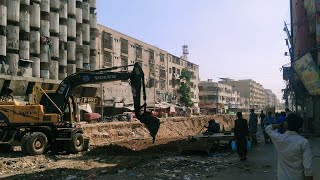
[[199, 80, 241, 113], [264, 89, 278, 107], [97, 24, 200, 108], [0, 0, 98, 96], [219, 79, 266, 109]]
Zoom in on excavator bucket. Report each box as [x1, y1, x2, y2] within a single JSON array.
[[139, 112, 160, 143]]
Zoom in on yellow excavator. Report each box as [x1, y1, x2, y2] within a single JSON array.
[[0, 63, 160, 155]]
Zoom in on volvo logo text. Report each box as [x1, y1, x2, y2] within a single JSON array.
[[94, 75, 116, 80]]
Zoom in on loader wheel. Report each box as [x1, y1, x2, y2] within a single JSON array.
[[21, 133, 31, 154], [27, 132, 48, 155], [69, 133, 84, 154]]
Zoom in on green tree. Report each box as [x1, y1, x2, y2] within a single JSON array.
[[177, 68, 193, 108]]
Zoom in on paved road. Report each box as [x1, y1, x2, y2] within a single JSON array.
[[214, 129, 277, 180], [214, 128, 320, 180]]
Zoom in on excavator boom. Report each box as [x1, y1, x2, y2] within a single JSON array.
[[41, 63, 160, 141]]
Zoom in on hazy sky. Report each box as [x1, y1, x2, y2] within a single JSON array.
[[96, 0, 290, 101]]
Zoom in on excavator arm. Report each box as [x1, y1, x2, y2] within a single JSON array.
[[41, 63, 160, 142]]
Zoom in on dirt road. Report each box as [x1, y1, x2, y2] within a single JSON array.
[[1, 138, 237, 180]]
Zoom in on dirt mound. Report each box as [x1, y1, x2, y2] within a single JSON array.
[[83, 114, 237, 146]]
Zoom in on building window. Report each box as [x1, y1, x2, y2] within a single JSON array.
[[103, 32, 112, 50], [199, 86, 203, 91], [150, 66, 155, 76], [149, 78, 156, 88], [103, 51, 112, 67], [172, 56, 180, 65], [208, 95, 217, 100], [121, 57, 128, 66], [172, 67, 176, 73], [177, 68, 180, 75], [160, 69, 166, 78], [169, 68, 171, 73], [160, 53, 165, 62], [160, 80, 165, 90], [136, 45, 142, 59], [120, 38, 128, 54], [149, 49, 154, 60]]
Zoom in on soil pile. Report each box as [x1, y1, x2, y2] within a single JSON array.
[[82, 114, 238, 146]]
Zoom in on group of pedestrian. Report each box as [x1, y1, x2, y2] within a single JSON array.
[[233, 109, 313, 179], [260, 108, 291, 143]]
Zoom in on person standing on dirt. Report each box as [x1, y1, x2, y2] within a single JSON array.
[[234, 112, 249, 161], [249, 109, 258, 145], [259, 111, 266, 129], [265, 113, 313, 180]]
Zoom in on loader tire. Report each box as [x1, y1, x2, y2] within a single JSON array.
[[69, 133, 84, 154], [0, 144, 12, 152], [21, 133, 31, 154], [26, 132, 48, 155]]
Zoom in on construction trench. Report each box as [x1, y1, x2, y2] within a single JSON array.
[[0, 114, 240, 179]]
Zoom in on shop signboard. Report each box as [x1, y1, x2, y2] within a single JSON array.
[[294, 53, 320, 95], [283, 66, 291, 81]]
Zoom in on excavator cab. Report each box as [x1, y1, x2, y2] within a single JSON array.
[[62, 96, 77, 123]]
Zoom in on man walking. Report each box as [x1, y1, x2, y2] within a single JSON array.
[[263, 112, 276, 143], [259, 110, 266, 129], [234, 112, 249, 161], [265, 113, 313, 180], [249, 109, 258, 145]]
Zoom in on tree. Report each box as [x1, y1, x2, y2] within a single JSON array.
[[177, 68, 193, 108]]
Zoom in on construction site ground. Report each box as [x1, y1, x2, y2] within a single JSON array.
[[1, 115, 319, 180]]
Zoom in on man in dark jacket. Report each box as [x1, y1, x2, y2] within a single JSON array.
[[249, 109, 258, 145], [204, 119, 220, 135], [234, 112, 249, 161], [260, 111, 266, 129]]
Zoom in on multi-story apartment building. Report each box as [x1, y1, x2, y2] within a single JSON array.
[[219, 79, 266, 109], [0, 0, 99, 97], [264, 89, 278, 107], [97, 24, 200, 108], [199, 80, 241, 113]]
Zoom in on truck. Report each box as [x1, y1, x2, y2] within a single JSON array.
[[0, 63, 160, 155]]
